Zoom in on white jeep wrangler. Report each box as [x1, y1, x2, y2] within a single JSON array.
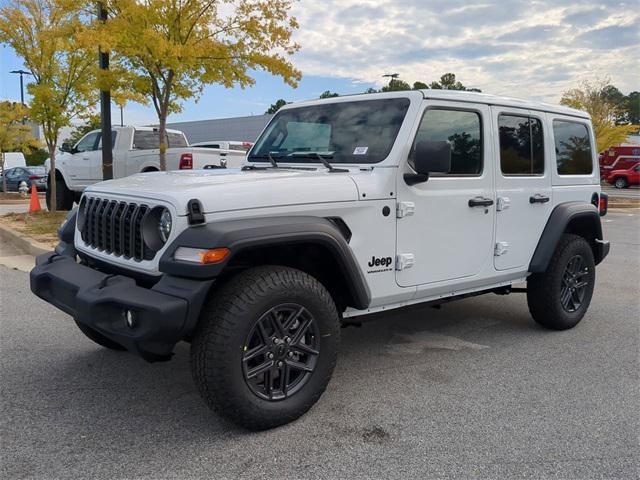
[[31, 91, 609, 430]]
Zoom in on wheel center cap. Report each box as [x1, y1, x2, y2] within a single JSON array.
[[277, 345, 287, 359]]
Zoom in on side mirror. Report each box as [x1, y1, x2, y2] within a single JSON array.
[[405, 141, 451, 185], [60, 142, 73, 153]]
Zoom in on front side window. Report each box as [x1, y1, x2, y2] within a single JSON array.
[[411, 109, 482, 175], [498, 115, 544, 175], [250, 98, 411, 164], [75, 132, 100, 153], [553, 120, 593, 175]]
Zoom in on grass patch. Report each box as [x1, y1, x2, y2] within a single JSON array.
[[0, 192, 25, 201], [1, 211, 67, 245]]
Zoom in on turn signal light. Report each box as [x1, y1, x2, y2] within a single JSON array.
[[174, 247, 230, 264], [199, 248, 230, 264]]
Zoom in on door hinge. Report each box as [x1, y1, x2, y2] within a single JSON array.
[[396, 201, 415, 218], [396, 253, 415, 270], [496, 196, 511, 211], [494, 242, 509, 256]]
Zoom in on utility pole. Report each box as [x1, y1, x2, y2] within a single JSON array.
[[98, 2, 113, 181]]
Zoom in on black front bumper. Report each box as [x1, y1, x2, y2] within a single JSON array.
[[30, 252, 212, 361]]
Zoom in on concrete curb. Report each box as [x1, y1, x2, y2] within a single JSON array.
[[0, 223, 51, 256]]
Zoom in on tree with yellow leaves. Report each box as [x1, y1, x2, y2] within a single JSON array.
[[85, 0, 301, 170], [0, 101, 41, 191], [0, 0, 95, 211], [561, 79, 638, 153]]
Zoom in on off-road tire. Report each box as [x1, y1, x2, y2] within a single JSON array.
[[190, 266, 340, 430], [46, 174, 74, 211], [74, 320, 127, 351], [527, 234, 595, 330], [614, 177, 628, 189]]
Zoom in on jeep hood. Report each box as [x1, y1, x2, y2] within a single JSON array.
[[86, 168, 359, 214]]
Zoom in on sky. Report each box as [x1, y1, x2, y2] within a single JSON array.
[[0, 0, 638, 126]]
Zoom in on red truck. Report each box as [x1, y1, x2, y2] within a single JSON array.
[[599, 144, 640, 181]]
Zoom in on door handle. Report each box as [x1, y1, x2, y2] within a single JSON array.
[[82, 156, 90, 161], [529, 194, 550, 204], [468, 197, 494, 207]]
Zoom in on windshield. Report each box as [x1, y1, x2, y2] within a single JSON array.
[[250, 98, 410, 164]]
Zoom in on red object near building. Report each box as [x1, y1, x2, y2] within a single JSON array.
[[599, 144, 640, 180], [606, 163, 640, 189]]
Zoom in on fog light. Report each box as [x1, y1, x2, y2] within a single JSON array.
[[125, 310, 136, 329]]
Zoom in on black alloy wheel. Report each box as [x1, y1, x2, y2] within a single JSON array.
[[559, 255, 589, 313], [242, 304, 319, 401]]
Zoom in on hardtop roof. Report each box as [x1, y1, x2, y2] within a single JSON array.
[[285, 89, 589, 120]]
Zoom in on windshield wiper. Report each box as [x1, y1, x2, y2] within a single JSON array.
[[247, 153, 279, 168], [288, 152, 348, 173]]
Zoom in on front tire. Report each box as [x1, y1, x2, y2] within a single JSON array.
[[527, 234, 595, 330], [614, 177, 628, 189], [191, 266, 340, 430]]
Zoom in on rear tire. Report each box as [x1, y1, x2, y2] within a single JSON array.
[[527, 234, 595, 330], [614, 177, 628, 189], [46, 174, 74, 211], [74, 320, 127, 351], [190, 266, 340, 430]]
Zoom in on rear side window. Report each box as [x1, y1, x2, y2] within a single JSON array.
[[133, 131, 188, 149], [498, 115, 544, 175], [553, 121, 593, 175], [412, 109, 482, 175]]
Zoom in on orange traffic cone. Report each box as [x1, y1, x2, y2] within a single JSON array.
[[29, 184, 41, 214]]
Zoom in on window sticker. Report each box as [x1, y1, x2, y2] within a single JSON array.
[[353, 146, 369, 155]]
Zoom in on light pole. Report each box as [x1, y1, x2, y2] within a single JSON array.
[[98, 2, 113, 181], [9, 69, 32, 105]]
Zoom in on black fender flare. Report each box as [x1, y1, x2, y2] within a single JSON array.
[[159, 216, 371, 309], [529, 202, 608, 273]]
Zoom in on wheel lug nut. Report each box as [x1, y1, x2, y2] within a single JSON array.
[[267, 352, 274, 359], [285, 337, 291, 343], [277, 361, 283, 367], [288, 351, 294, 358]]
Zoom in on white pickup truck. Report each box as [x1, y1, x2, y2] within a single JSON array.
[[47, 126, 245, 210]]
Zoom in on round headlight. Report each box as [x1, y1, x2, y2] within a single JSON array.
[[159, 208, 172, 243]]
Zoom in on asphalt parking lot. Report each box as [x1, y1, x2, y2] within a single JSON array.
[[1, 211, 638, 480]]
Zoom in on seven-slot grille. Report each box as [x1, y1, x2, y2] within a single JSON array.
[[79, 197, 153, 261]]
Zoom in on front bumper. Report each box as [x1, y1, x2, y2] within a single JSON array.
[[30, 251, 212, 361]]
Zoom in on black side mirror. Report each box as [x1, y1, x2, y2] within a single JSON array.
[[405, 141, 451, 185], [60, 142, 73, 153]]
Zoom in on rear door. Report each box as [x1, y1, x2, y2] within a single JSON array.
[[492, 107, 552, 271]]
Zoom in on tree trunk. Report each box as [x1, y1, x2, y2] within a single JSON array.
[[158, 113, 167, 171], [48, 144, 57, 213]]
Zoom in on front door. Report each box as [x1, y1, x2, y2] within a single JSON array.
[[67, 131, 100, 188], [396, 102, 495, 287], [491, 107, 553, 271]]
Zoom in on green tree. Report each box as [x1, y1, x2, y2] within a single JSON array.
[[266, 99, 288, 114], [88, 0, 301, 171], [429, 73, 479, 91], [625, 92, 640, 125], [0, 0, 95, 211], [319, 90, 339, 99], [381, 78, 411, 92], [412, 81, 428, 90], [65, 114, 101, 147]]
